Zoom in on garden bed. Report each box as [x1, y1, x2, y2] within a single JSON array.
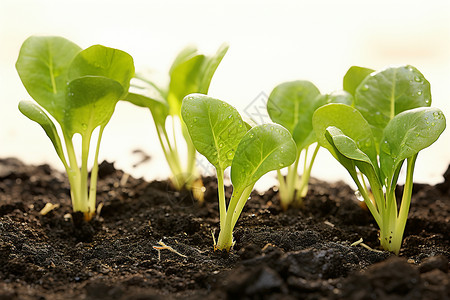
[[0, 157, 448, 299]]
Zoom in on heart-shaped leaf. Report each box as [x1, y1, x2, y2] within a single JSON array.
[[181, 94, 248, 171], [16, 36, 81, 123], [68, 45, 135, 98], [354, 65, 431, 144], [64, 76, 123, 137], [380, 107, 446, 180]]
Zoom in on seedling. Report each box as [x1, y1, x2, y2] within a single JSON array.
[[312, 65, 446, 254], [16, 36, 135, 221], [267, 80, 352, 209], [181, 94, 296, 251], [125, 44, 228, 192]]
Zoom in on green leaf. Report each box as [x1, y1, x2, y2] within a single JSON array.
[[231, 124, 297, 189], [380, 107, 446, 180], [64, 76, 123, 137], [198, 43, 229, 94], [18, 101, 66, 164], [354, 65, 431, 143], [325, 126, 375, 170], [68, 45, 135, 98], [181, 94, 247, 170], [343, 66, 374, 96], [168, 44, 228, 116], [312, 103, 377, 167], [124, 92, 169, 127], [15, 36, 81, 123], [267, 80, 321, 149]]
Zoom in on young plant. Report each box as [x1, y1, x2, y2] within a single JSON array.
[[267, 80, 352, 209], [16, 36, 135, 221], [312, 65, 446, 254], [181, 94, 296, 251], [125, 44, 228, 192]]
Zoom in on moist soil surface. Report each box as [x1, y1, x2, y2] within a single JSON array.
[[0, 157, 449, 299]]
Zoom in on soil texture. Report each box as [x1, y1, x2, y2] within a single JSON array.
[[0, 157, 449, 299]]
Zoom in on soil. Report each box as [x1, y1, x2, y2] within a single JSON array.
[[0, 157, 449, 299]]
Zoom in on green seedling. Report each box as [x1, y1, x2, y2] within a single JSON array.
[[125, 44, 228, 193], [312, 65, 446, 254], [267, 80, 352, 209], [16, 36, 135, 221], [181, 94, 296, 251]]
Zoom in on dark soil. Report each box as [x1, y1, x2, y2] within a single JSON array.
[[0, 157, 449, 299]]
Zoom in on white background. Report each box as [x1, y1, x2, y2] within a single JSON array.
[[1, 0, 449, 190]]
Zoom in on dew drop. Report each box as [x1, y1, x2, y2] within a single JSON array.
[[238, 122, 243, 128], [414, 76, 421, 82], [417, 90, 422, 96], [361, 84, 369, 91], [219, 142, 224, 148], [193, 117, 198, 123], [227, 151, 234, 160], [354, 190, 364, 202], [270, 126, 274, 131], [228, 115, 234, 120], [278, 163, 284, 167], [249, 134, 254, 138]]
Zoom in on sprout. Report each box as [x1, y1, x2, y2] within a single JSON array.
[[16, 36, 135, 221]]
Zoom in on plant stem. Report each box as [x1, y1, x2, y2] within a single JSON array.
[[87, 126, 105, 221], [278, 149, 300, 210], [391, 154, 417, 254], [295, 144, 320, 204], [216, 169, 226, 231], [216, 186, 244, 251]]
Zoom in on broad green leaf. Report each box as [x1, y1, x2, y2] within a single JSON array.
[[231, 124, 297, 189], [324, 128, 382, 201], [124, 92, 169, 128], [267, 80, 321, 149], [15, 36, 81, 122], [380, 107, 446, 180], [318, 90, 353, 106], [312, 103, 377, 167], [343, 66, 374, 96], [68, 45, 135, 98], [18, 101, 66, 164], [168, 44, 228, 116], [326, 126, 374, 165], [64, 76, 123, 137], [198, 43, 229, 94], [169, 45, 199, 75], [181, 94, 247, 170], [354, 65, 431, 143]]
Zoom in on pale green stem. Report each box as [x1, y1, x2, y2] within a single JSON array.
[[278, 149, 301, 209], [216, 169, 226, 231], [296, 144, 320, 202], [79, 131, 91, 214], [216, 186, 244, 251], [87, 126, 105, 219], [63, 133, 82, 212], [391, 154, 417, 254], [231, 184, 255, 229], [350, 169, 382, 226]]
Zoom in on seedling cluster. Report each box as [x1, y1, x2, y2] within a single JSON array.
[[16, 36, 446, 254]]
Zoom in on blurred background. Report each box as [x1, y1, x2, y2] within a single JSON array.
[[1, 0, 449, 190]]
